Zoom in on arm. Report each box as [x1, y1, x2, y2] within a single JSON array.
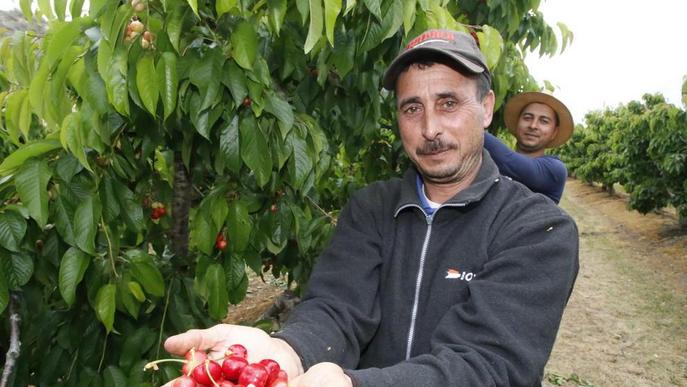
[[272, 192, 383, 370], [484, 132, 567, 202]]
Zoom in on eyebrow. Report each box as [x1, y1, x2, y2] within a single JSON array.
[[436, 91, 458, 100], [522, 112, 553, 120], [397, 91, 459, 108], [398, 96, 421, 108]]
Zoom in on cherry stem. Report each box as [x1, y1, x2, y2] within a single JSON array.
[[205, 360, 219, 387], [143, 358, 187, 371], [305, 194, 337, 226]]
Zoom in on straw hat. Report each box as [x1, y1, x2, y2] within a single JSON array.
[[503, 91, 574, 148]]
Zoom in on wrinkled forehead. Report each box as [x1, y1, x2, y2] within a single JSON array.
[[395, 62, 479, 96]]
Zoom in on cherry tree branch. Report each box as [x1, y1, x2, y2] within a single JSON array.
[[0, 293, 22, 387]]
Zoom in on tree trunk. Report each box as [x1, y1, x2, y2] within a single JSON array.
[[169, 153, 192, 260], [603, 184, 615, 195]]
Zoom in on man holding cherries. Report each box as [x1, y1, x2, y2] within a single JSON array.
[[164, 29, 579, 387]]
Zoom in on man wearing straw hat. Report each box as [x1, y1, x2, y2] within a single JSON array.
[[484, 91, 574, 203]]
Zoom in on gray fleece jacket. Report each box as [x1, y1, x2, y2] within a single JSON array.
[[274, 151, 579, 386]]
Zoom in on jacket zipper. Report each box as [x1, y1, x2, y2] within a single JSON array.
[[402, 202, 467, 360], [405, 213, 433, 360]]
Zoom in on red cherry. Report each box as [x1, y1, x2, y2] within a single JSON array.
[[215, 234, 228, 250], [257, 359, 280, 384], [226, 344, 248, 358], [267, 370, 288, 387], [218, 381, 236, 387], [222, 355, 248, 382], [192, 360, 223, 385], [151, 203, 167, 220], [173, 375, 198, 387], [268, 378, 288, 387], [242, 97, 252, 107], [270, 204, 278, 214], [238, 363, 269, 387], [275, 370, 288, 380], [182, 348, 208, 376]]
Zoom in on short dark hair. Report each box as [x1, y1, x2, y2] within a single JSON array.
[[395, 52, 491, 101]]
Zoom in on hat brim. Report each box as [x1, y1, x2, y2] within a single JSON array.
[[503, 92, 574, 148], [382, 46, 486, 90]]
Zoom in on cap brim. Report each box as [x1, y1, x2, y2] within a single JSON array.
[[504, 92, 574, 148], [382, 47, 486, 90]]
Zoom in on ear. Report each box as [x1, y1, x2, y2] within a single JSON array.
[[481, 90, 496, 128]]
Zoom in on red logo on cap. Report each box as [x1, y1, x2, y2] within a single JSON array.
[[405, 30, 454, 49]]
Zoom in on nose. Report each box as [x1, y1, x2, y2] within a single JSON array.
[[421, 110, 442, 140], [527, 118, 540, 131]]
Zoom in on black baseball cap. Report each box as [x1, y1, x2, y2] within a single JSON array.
[[382, 29, 491, 90]]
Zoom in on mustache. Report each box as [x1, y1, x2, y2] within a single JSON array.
[[416, 139, 457, 155]]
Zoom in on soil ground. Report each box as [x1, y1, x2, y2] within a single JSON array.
[[226, 178, 687, 387], [543, 179, 687, 387]]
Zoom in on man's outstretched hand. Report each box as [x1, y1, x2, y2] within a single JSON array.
[[161, 324, 303, 385]]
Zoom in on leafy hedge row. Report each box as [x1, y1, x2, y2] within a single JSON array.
[[555, 93, 687, 226]]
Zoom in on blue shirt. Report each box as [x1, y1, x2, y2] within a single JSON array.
[[483, 132, 567, 203], [415, 175, 438, 216]]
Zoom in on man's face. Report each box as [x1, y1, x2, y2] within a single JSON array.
[[395, 63, 494, 185], [514, 102, 559, 153]]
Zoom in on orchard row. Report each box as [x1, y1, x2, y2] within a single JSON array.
[[554, 93, 687, 226]]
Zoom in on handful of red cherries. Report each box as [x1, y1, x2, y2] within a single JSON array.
[[144, 343, 289, 387]]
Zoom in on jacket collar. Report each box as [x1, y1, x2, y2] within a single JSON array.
[[396, 150, 500, 214]]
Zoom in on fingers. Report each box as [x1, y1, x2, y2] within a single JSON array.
[[163, 328, 207, 355], [164, 324, 233, 355], [289, 362, 352, 387]]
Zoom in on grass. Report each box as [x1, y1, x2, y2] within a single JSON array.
[[545, 372, 595, 387]]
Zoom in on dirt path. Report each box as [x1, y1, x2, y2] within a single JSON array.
[[543, 179, 687, 387]]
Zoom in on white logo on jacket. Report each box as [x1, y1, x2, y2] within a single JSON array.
[[445, 268, 476, 281]]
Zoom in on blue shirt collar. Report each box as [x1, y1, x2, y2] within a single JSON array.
[[415, 174, 437, 215]]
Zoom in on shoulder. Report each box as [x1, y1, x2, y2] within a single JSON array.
[[347, 176, 406, 213], [539, 155, 567, 172], [355, 176, 404, 198], [484, 179, 578, 255], [539, 156, 568, 187], [487, 175, 572, 222]]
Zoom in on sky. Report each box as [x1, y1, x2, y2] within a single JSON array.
[[525, 0, 687, 124], [0, 0, 685, 125]]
